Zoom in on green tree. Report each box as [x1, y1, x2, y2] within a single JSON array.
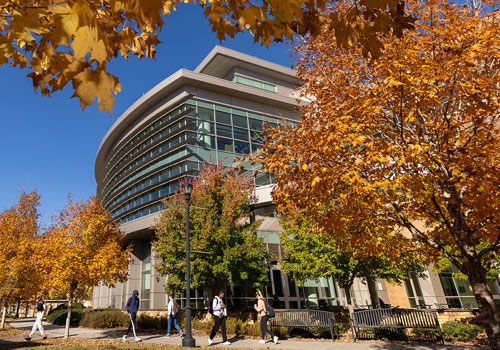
[[279, 208, 424, 314], [153, 164, 270, 296]]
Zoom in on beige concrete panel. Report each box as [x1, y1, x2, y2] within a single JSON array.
[[120, 213, 159, 236], [426, 266, 448, 305]]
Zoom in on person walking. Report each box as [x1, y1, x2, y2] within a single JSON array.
[[208, 288, 230, 346], [254, 291, 278, 344], [165, 295, 183, 338], [123, 290, 141, 342], [25, 297, 47, 341]]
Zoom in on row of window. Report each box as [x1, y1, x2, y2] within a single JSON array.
[[103, 104, 283, 199], [118, 201, 163, 224], [108, 161, 189, 210], [103, 133, 189, 204], [105, 100, 297, 220], [103, 115, 192, 192], [105, 148, 188, 203], [106, 104, 190, 179], [104, 99, 284, 187], [232, 75, 277, 92]]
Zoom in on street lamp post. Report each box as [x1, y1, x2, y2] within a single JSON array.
[[181, 182, 195, 348]]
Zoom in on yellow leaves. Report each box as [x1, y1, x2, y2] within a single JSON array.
[[71, 67, 122, 112], [312, 176, 321, 186], [0, 0, 415, 113], [352, 135, 366, 146], [45, 196, 130, 292]]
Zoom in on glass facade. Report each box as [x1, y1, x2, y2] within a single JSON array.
[[232, 75, 276, 92], [141, 246, 151, 310], [439, 266, 479, 309], [99, 98, 296, 225]]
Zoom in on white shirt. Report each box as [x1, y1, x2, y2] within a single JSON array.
[[167, 299, 174, 315], [213, 296, 227, 317]]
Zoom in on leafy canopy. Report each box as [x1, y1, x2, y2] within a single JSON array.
[[153, 164, 270, 295], [258, 0, 500, 345], [0, 0, 414, 114], [279, 206, 424, 309], [43, 196, 130, 297], [0, 191, 44, 304], [260, 0, 500, 277]]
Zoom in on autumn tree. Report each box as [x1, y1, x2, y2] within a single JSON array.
[[43, 196, 130, 338], [0, 191, 44, 328], [153, 164, 269, 296], [0, 0, 415, 114], [258, 0, 500, 348], [279, 207, 424, 314]]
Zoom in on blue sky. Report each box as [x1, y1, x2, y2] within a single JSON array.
[[0, 4, 295, 226]]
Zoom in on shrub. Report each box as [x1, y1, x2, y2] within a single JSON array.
[[441, 321, 484, 342], [46, 303, 84, 326], [136, 313, 168, 330], [411, 327, 440, 338], [80, 309, 129, 329], [336, 322, 349, 335]]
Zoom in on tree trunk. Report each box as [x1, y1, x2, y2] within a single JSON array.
[[342, 285, 355, 316], [0, 304, 7, 329], [64, 292, 73, 339], [15, 300, 20, 318], [467, 264, 500, 350], [366, 275, 380, 309]]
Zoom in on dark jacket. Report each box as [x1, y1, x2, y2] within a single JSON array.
[[126, 290, 140, 315]]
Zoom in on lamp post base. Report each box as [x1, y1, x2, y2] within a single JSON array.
[[182, 336, 196, 347]]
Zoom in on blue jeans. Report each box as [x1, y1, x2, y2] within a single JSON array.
[[167, 313, 182, 335]]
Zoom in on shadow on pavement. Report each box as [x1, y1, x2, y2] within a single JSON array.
[[0, 339, 50, 350], [368, 342, 478, 350]]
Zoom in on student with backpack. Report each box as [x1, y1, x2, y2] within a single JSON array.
[[123, 290, 141, 342], [25, 297, 47, 341], [208, 288, 230, 346], [166, 294, 183, 338], [254, 291, 278, 344]]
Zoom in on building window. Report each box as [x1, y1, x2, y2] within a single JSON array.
[[438, 266, 478, 309], [404, 271, 426, 308], [141, 245, 151, 309], [232, 75, 276, 92]]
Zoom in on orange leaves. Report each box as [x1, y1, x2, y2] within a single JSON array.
[[0, 191, 43, 303], [71, 67, 122, 112], [44, 196, 130, 295], [258, 0, 500, 275]]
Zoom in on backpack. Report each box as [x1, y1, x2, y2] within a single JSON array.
[[208, 298, 215, 316], [264, 300, 275, 318], [173, 300, 180, 314]]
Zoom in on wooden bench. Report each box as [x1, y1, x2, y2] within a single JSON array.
[[350, 308, 444, 344], [269, 309, 338, 341]]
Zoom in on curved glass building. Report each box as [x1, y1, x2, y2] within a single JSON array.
[[93, 47, 303, 309]]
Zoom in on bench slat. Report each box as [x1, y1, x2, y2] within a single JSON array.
[[351, 308, 443, 344]]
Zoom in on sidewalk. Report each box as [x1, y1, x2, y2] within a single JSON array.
[[4, 318, 480, 350]]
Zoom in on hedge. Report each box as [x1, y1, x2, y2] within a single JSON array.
[[80, 309, 129, 329], [46, 303, 84, 327]]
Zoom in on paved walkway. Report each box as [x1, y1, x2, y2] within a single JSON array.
[[3, 318, 480, 349]]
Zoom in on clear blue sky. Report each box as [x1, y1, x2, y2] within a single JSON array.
[[0, 4, 295, 226]]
